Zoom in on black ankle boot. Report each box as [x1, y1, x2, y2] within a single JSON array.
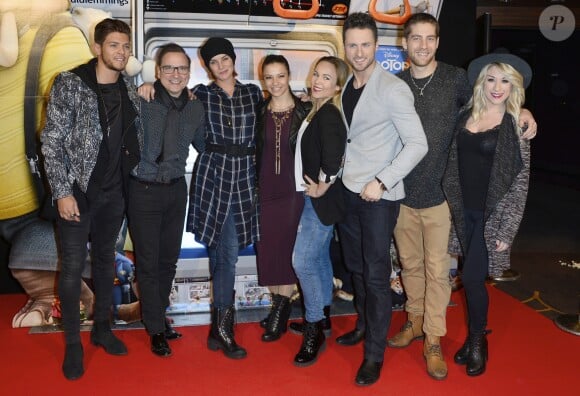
[[91, 321, 128, 355], [289, 305, 332, 337], [262, 295, 291, 342], [207, 305, 247, 359], [62, 343, 84, 380], [259, 314, 270, 328], [466, 332, 488, 376], [294, 320, 326, 367], [454, 335, 470, 365], [259, 294, 278, 328]]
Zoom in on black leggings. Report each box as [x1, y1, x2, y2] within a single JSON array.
[[461, 208, 489, 335]]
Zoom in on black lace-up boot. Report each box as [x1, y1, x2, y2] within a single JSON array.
[[207, 305, 247, 359]]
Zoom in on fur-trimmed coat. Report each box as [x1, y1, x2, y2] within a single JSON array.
[[442, 110, 530, 277]]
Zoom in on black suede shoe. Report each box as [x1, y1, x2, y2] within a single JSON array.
[[336, 328, 365, 346], [355, 359, 383, 386], [151, 333, 172, 357], [91, 322, 128, 355], [62, 343, 84, 381]]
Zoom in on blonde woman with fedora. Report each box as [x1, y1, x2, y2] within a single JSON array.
[[443, 52, 532, 376]]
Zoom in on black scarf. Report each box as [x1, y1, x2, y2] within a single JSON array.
[[153, 80, 189, 182]]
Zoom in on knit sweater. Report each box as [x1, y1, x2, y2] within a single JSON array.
[[397, 62, 471, 209]]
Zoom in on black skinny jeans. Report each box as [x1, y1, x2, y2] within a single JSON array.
[[461, 208, 489, 335], [57, 186, 125, 344]]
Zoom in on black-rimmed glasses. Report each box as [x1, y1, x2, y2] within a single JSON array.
[[160, 65, 190, 75]]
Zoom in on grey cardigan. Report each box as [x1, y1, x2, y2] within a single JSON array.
[[340, 62, 428, 200], [443, 111, 531, 277]]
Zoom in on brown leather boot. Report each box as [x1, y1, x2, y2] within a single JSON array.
[[423, 335, 448, 380], [387, 313, 424, 348]]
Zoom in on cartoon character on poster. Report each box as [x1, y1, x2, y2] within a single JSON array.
[[0, 0, 140, 327]]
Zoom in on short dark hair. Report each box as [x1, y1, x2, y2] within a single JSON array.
[[261, 54, 290, 75], [343, 12, 378, 43], [94, 18, 131, 45], [403, 13, 439, 38], [156, 43, 191, 67]]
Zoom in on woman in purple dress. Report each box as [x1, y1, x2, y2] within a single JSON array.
[[255, 55, 310, 342]]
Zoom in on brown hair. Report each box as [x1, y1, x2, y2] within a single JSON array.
[[94, 18, 131, 45], [403, 13, 439, 38]]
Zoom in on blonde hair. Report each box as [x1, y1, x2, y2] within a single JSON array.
[[468, 62, 525, 128], [306, 56, 350, 122]]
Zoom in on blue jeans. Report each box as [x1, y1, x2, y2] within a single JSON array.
[[208, 211, 239, 308], [292, 196, 334, 323], [338, 189, 400, 362]]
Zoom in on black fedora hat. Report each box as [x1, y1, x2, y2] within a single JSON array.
[[468, 49, 532, 89]]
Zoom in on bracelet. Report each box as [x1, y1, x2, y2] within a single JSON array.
[[375, 177, 386, 191]]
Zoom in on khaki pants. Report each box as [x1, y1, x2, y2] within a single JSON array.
[[393, 202, 452, 336]]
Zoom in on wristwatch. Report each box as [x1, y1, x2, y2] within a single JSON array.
[[375, 177, 387, 191]]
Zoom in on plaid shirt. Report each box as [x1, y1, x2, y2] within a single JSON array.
[[187, 81, 263, 248]]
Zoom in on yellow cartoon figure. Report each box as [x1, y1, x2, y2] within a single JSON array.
[[0, 1, 134, 327]]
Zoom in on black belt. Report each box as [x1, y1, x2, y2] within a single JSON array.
[[206, 143, 255, 157], [130, 175, 184, 186]]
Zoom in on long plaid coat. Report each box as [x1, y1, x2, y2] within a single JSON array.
[[186, 81, 263, 248]]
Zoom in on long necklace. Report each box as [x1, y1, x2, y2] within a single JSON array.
[[219, 95, 232, 127], [409, 69, 435, 96], [270, 107, 292, 174], [97, 84, 122, 137]]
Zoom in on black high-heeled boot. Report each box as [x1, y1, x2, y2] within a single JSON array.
[[466, 332, 488, 376], [207, 305, 247, 359], [294, 320, 326, 367], [262, 294, 291, 342]]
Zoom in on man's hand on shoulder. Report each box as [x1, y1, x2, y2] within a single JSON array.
[[519, 108, 537, 140]]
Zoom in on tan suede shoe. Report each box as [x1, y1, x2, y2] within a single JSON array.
[[387, 313, 424, 348], [424, 335, 448, 380]]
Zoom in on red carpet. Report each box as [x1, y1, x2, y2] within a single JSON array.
[[1, 286, 577, 395]]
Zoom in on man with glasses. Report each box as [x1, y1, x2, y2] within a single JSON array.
[[127, 43, 205, 358]]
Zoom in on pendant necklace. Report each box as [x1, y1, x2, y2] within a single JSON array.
[[269, 104, 293, 175], [410, 68, 435, 96]]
